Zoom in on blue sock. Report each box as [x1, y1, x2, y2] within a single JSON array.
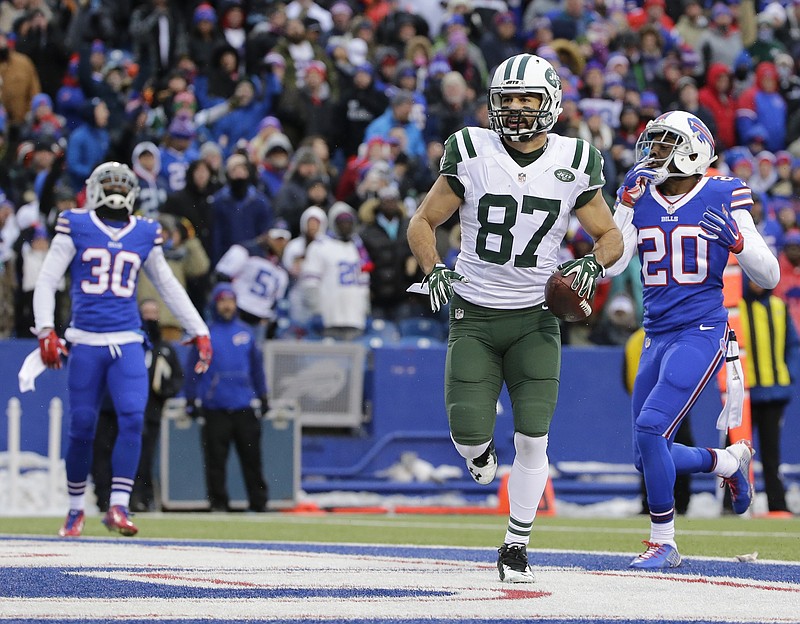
[[671, 443, 714, 474], [636, 430, 676, 514]]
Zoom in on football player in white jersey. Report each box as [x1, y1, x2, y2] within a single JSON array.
[[608, 111, 780, 569], [33, 162, 212, 538], [407, 53, 623, 582]]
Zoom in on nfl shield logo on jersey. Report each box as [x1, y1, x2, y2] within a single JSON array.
[[454, 308, 464, 320], [518, 172, 526, 184]]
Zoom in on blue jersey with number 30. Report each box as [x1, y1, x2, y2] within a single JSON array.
[[55, 210, 163, 333], [633, 176, 753, 334]]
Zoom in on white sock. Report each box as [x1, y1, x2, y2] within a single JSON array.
[[650, 517, 676, 548], [109, 491, 131, 509], [504, 458, 548, 546], [68, 494, 85, 512], [713, 447, 739, 478]]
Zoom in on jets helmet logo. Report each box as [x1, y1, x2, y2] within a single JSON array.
[[545, 67, 561, 90]]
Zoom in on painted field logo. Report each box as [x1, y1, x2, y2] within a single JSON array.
[[554, 169, 575, 182]]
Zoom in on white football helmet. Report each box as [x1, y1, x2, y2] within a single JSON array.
[[634, 111, 718, 178], [86, 161, 139, 214], [488, 54, 563, 141]]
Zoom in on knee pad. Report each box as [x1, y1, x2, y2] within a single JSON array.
[[451, 436, 491, 461], [513, 432, 548, 470], [69, 408, 97, 441], [115, 411, 145, 440]]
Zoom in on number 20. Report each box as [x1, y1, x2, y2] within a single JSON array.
[[639, 225, 709, 286], [81, 248, 141, 297]]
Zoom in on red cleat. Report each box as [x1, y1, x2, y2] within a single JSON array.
[[58, 509, 85, 537], [102, 505, 138, 536]]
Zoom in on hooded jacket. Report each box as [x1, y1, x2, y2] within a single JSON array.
[[699, 63, 737, 150], [132, 141, 168, 219], [184, 283, 268, 410]]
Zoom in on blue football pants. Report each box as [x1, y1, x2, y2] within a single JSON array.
[[65, 343, 148, 494], [631, 324, 728, 514]]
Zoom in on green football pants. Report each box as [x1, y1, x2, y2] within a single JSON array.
[[445, 294, 561, 445]]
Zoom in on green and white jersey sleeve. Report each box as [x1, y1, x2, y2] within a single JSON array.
[[441, 128, 604, 309]]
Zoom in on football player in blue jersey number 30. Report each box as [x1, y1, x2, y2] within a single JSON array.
[[33, 162, 212, 538], [610, 111, 780, 569]]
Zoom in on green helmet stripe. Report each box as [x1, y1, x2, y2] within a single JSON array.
[[503, 56, 515, 80], [516, 54, 531, 80]]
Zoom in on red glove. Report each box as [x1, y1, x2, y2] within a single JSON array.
[[38, 329, 68, 369], [187, 335, 212, 374]]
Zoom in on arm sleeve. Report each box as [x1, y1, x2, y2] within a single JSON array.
[[143, 246, 210, 337], [734, 209, 780, 289], [603, 203, 638, 279], [33, 234, 75, 332]]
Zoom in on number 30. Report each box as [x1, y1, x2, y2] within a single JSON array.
[[81, 248, 142, 297]]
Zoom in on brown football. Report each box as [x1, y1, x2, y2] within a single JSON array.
[[544, 270, 593, 322]]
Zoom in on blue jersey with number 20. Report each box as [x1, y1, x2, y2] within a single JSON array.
[[633, 175, 753, 334], [55, 209, 163, 333]]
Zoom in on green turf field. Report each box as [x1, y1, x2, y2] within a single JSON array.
[[2, 513, 798, 562]]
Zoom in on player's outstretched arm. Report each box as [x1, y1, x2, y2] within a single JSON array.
[[574, 189, 624, 271], [408, 176, 468, 313], [144, 247, 211, 373], [407, 176, 462, 275], [730, 209, 780, 289], [32, 234, 75, 335]]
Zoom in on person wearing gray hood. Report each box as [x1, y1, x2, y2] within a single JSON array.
[[131, 141, 168, 219]]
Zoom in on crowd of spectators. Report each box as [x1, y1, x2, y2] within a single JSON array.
[[0, 0, 799, 346]]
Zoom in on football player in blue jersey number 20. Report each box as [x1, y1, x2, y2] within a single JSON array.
[[33, 162, 212, 538], [610, 111, 780, 569]]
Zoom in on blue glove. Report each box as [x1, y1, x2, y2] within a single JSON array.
[[556, 253, 605, 299], [619, 164, 660, 207], [423, 263, 469, 313], [699, 204, 744, 253]]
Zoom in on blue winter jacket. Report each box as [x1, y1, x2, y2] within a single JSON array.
[[185, 315, 268, 410]]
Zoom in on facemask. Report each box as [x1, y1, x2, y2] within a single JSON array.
[[143, 319, 160, 343], [229, 178, 249, 199]]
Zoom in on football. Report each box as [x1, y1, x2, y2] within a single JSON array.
[[544, 270, 593, 322]]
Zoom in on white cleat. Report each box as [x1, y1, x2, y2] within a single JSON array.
[[497, 543, 535, 583], [723, 440, 755, 515], [467, 441, 497, 485]]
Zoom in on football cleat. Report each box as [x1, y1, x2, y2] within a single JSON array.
[[629, 541, 682, 569], [58, 509, 85, 537], [497, 543, 535, 583], [722, 440, 755, 515], [467, 441, 497, 485], [102, 505, 138, 536]]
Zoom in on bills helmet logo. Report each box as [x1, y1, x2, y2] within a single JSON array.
[[688, 116, 715, 149]]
